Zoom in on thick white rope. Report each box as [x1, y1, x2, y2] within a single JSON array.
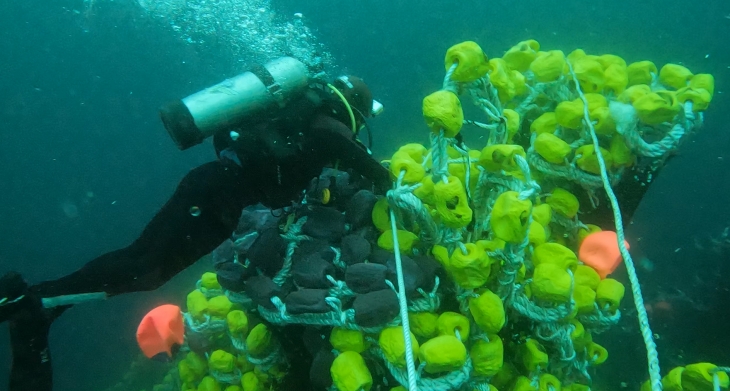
[[567, 61, 662, 391], [431, 130, 449, 182], [443, 63, 458, 93], [389, 209, 419, 391]]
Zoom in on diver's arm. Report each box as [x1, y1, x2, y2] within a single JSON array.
[[308, 115, 392, 192], [30, 161, 252, 297]]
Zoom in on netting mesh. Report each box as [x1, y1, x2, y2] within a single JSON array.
[[143, 40, 719, 391]]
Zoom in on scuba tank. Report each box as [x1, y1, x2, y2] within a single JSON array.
[[159, 56, 311, 150]]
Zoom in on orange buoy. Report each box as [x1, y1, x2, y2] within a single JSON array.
[[578, 231, 630, 279], [136, 304, 185, 360]]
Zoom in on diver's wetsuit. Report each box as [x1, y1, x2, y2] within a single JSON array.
[[3, 92, 390, 391]]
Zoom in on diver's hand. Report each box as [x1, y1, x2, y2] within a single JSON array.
[[0, 271, 36, 324]]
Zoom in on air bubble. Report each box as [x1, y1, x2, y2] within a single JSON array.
[[135, 0, 333, 72]]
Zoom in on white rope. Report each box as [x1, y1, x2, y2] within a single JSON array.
[[209, 368, 242, 384], [374, 348, 471, 391], [451, 144, 474, 202], [183, 312, 227, 335], [431, 130, 449, 182], [567, 61, 662, 391], [512, 292, 571, 322], [389, 208, 419, 391], [514, 154, 540, 200], [526, 150, 605, 189], [443, 63, 458, 93], [196, 279, 224, 298], [621, 122, 685, 158], [388, 189, 440, 247], [273, 240, 296, 286]]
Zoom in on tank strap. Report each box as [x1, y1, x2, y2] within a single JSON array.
[[249, 63, 285, 106]]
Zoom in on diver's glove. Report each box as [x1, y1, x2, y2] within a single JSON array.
[[0, 271, 38, 324]]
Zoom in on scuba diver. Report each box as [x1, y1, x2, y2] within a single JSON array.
[[0, 57, 391, 391]]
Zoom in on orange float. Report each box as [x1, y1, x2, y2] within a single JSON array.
[[136, 304, 185, 360], [578, 231, 629, 279]]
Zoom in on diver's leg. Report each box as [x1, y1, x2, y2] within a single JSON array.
[[8, 301, 53, 391], [29, 160, 252, 298]]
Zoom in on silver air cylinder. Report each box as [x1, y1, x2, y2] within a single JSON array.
[[159, 57, 310, 150]]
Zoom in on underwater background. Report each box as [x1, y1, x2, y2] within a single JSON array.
[[1, 0, 730, 390]]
